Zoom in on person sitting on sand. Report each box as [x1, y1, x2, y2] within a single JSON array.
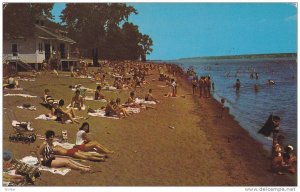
[[35, 130, 91, 172], [113, 98, 130, 118], [43, 89, 55, 107], [71, 90, 84, 110], [50, 100, 80, 124], [145, 89, 159, 103], [94, 85, 105, 100], [73, 122, 114, 154], [126, 92, 141, 108], [105, 100, 119, 117], [273, 135, 285, 158], [283, 145, 297, 174], [6, 77, 19, 89]]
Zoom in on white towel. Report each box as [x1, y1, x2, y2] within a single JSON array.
[[35, 114, 73, 124], [35, 114, 57, 121], [103, 86, 117, 91], [135, 98, 156, 105], [88, 109, 119, 119], [17, 105, 37, 111], [17, 78, 36, 82], [85, 96, 107, 102], [4, 93, 37, 98], [20, 156, 71, 176], [124, 107, 141, 114], [4, 87, 24, 90]]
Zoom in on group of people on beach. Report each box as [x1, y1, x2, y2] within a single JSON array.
[[270, 116, 296, 175], [191, 75, 213, 98]]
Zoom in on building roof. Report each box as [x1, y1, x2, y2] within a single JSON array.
[[35, 24, 76, 44]]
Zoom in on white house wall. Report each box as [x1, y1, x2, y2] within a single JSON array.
[[3, 38, 38, 63]]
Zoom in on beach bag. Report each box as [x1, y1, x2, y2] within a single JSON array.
[[9, 159, 41, 184]]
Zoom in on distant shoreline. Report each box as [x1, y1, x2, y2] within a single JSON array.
[[150, 53, 297, 62]]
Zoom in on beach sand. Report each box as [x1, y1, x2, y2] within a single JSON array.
[[3, 63, 295, 186]]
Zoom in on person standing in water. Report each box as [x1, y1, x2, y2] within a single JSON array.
[[235, 79, 241, 91]]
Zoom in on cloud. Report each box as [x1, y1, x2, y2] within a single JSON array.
[[285, 14, 297, 21]]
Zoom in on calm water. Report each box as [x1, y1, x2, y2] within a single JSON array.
[[170, 58, 297, 152]]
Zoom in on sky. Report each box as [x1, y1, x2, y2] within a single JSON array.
[[52, 3, 297, 60]]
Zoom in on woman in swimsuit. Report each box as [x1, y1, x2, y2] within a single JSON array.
[[71, 90, 84, 110], [74, 122, 114, 154], [51, 100, 80, 124], [36, 130, 91, 172]]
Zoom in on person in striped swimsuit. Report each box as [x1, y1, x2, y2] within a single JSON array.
[[36, 130, 91, 172]]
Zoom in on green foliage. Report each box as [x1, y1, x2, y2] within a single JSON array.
[[60, 3, 153, 60], [3, 3, 54, 37]]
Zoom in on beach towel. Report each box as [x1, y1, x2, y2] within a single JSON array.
[[17, 78, 36, 82], [4, 87, 24, 91], [157, 85, 166, 88], [35, 114, 57, 121], [88, 109, 119, 119], [4, 93, 37, 98], [124, 107, 141, 114], [75, 75, 93, 79], [85, 96, 107, 102], [135, 98, 156, 105], [20, 156, 71, 176], [35, 114, 73, 124], [17, 105, 37, 111], [66, 104, 86, 110], [102, 86, 117, 91]]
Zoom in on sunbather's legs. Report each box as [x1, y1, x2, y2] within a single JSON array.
[[75, 151, 104, 161], [85, 141, 114, 154], [51, 157, 90, 171]]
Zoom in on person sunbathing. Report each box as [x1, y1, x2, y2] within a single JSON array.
[[125, 92, 141, 108], [5, 77, 19, 89], [74, 122, 114, 154], [35, 130, 91, 172], [104, 100, 119, 117], [94, 85, 105, 100], [71, 90, 84, 110], [50, 100, 80, 124], [53, 145, 105, 161], [145, 89, 159, 103], [42, 89, 56, 107], [113, 98, 130, 118]]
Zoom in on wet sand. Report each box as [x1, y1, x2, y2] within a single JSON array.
[[3, 63, 296, 186]]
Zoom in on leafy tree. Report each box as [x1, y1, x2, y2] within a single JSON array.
[[139, 34, 153, 61], [61, 3, 139, 63], [3, 3, 54, 37]]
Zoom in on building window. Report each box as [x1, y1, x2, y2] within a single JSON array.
[[38, 42, 43, 53], [12, 44, 18, 56]]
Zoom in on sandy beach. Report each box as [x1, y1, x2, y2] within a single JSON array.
[[3, 62, 296, 186]]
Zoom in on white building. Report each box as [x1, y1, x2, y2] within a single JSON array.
[[3, 17, 78, 71]]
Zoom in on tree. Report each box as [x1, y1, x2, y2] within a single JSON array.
[[139, 34, 153, 61], [61, 3, 138, 63], [3, 3, 54, 37]]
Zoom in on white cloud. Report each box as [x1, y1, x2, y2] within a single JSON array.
[[285, 14, 297, 21]]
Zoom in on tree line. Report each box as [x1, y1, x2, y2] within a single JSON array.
[[3, 3, 153, 62]]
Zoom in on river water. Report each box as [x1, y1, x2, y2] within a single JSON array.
[[169, 57, 297, 151]]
